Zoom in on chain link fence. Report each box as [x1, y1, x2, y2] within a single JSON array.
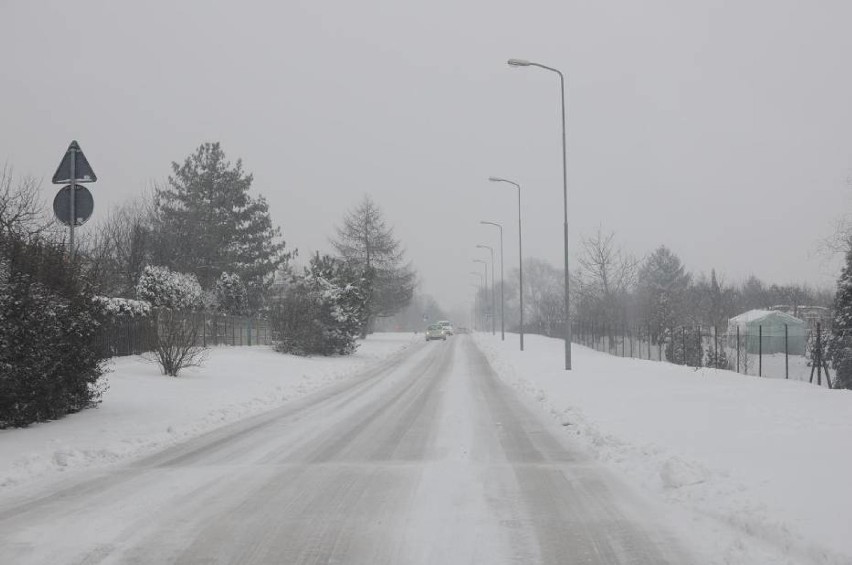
[[573, 321, 836, 388]]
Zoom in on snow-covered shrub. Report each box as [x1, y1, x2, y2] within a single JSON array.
[[664, 326, 701, 366], [214, 271, 248, 315], [92, 296, 152, 319], [704, 343, 729, 370], [271, 254, 368, 356], [134, 266, 205, 376], [0, 235, 107, 428], [135, 265, 203, 310]]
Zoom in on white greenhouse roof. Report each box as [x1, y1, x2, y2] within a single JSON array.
[[728, 309, 806, 326]]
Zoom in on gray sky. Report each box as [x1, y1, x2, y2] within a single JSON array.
[[2, 0, 851, 313]]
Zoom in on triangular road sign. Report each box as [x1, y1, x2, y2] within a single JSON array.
[[52, 140, 97, 184]]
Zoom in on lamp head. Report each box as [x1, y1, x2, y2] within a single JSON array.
[[507, 58, 531, 67]]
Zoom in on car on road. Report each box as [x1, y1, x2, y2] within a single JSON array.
[[437, 320, 454, 336], [425, 324, 447, 341]]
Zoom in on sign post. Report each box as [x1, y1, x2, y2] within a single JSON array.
[[52, 140, 97, 261]]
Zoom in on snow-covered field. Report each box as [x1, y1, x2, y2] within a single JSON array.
[[0, 333, 416, 495], [476, 333, 852, 565]]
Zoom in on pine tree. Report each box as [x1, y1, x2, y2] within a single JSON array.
[[637, 246, 691, 343], [331, 195, 415, 336], [828, 248, 852, 389], [153, 142, 290, 311]]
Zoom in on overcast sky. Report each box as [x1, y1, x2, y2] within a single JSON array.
[[2, 0, 851, 314]]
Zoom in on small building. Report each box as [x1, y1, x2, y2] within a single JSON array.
[[727, 309, 807, 355]]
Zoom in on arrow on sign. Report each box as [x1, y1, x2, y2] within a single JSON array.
[[52, 140, 97, 184]]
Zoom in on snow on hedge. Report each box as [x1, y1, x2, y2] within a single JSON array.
[[92, 296, 152, 318]]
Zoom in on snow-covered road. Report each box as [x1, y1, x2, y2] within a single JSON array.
[[0, 336, 690, 564]]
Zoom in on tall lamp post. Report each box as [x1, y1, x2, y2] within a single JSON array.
[[489, 176, 524, 351], [470, 273, 484, 330], [507, 57, 572, 370], [473, 259, 489, 334], [476, 245, 496, 335], [480, 221, 504, 341]]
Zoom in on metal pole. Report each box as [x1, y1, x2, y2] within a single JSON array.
[[498, 226, 504, 340], [759, 325, 763, 377], [785, 323, 789, 379], [477, 245, 496, 336], [556, 69, 572, 370], [736, 326, 740, 373], [482, 222, 505, 340], [518, 186, 524, 351], [69, 144, 76, 261], [489, 247, 495, 335]]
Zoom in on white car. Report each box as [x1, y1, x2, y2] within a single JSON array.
[[437, 321, 454, 336]]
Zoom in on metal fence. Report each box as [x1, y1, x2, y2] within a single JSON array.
[[96, 312, 273, 358], [572, 322, 835, 388]]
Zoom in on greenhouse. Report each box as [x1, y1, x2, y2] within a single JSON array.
[[726, 309, 807, 355]]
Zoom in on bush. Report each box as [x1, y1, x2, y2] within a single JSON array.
[[149, 309, 206, 376], [0, 235, 107, 428], [135, 265, 203, 310], [135, 266, 206, 376], [271, 254, 368, 356]]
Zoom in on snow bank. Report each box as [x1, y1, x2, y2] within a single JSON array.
[[0, 333, 416, 494], [475, 333, 852, 565]]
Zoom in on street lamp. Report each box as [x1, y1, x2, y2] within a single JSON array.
[[476, 244, 496, 335], [507, 57, 572, 370], [470, 273, 484, 330], [480, 221, 504, 341], [489, 176, 524, 351], [473, 259, 489, 335]]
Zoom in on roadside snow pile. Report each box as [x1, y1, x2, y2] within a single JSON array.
[[476, 333, 852, 565], [0, 333, 416, 493]]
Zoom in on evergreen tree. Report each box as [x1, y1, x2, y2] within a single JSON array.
[[331, 195, 415, 336], [271, 253, 369, 355], [637, 246, 691, 343], [153, 142, 290, 311], [828, 248, 852, 389]]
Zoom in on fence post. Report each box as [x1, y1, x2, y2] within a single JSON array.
[[759, 324, 763, 377], [816, 322, 822, 386], [785, 323, 788, 379], [736, 325, 740, 373], [247, 317, 252, 346], [697, 325, 702, 367], [202, 312, 207, 348], [681, 326, 686, 365], [713, 325, 718, 367]]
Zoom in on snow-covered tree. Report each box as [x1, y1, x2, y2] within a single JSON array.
[[271, 253, 369, 356], [153, 142, 291, 311], [828, 248, 852, 389], [135, 265, 203, 310], [331, 195, 415, 337], [214, 272, 248, 315], [0, 234, 107, 427]]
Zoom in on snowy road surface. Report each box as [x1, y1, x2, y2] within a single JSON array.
[[0, 336, 689, 564]]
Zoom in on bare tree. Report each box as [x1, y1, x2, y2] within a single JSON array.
[[149, 309, 206, 376], [575, 227, 639, 335], [81, 194, 157, 296], [0, 165, 51, 239]]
